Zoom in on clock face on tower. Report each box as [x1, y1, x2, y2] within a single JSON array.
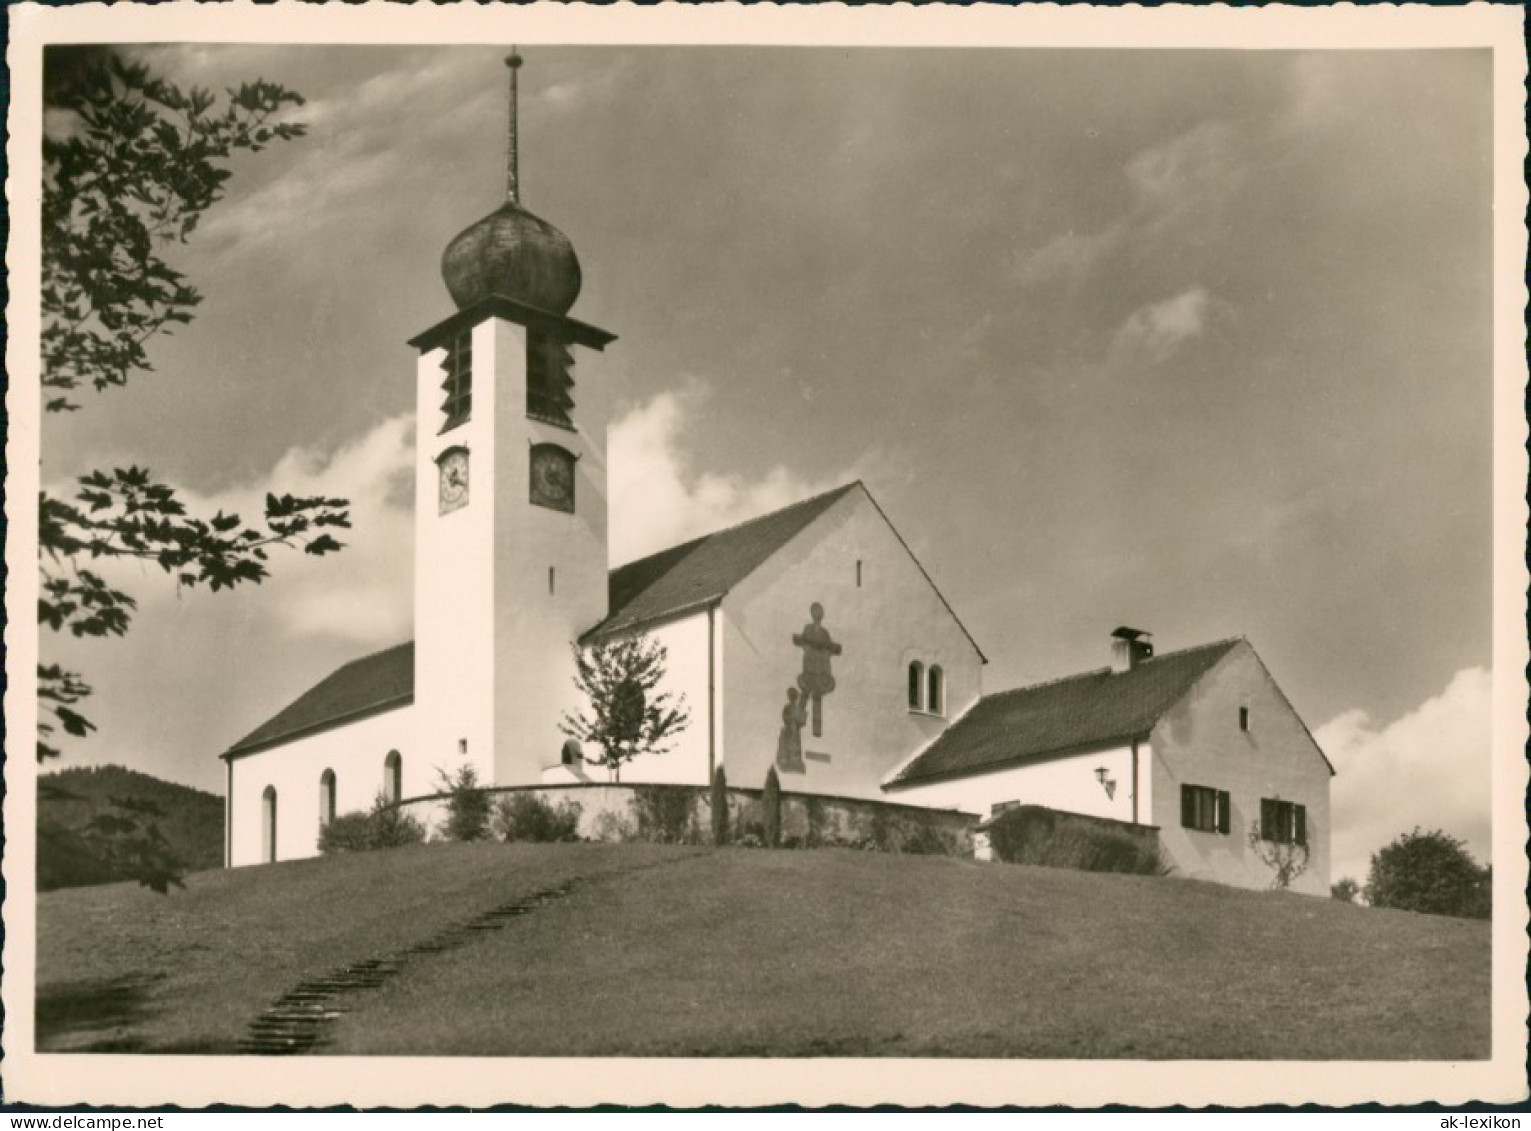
[[529, 444, 576, 514], [438, 447, 469, 514]]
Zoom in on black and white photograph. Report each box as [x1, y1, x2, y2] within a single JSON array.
[[5, 0, 1526, 1110]]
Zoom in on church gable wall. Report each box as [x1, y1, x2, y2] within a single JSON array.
[[719, 489, 983, 800], [226, 703, 418, 867], [1150, 641, 1332, 895]]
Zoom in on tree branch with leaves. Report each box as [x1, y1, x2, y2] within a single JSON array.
[[37, 49, 351, 766], [560, 635, 691, 783]]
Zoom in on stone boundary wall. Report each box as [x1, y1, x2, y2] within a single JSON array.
[[399, 782, 977, 857]]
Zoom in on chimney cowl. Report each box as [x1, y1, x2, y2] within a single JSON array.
[[1110, 626, 1154, 673]]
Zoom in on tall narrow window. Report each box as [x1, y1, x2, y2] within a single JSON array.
[[908, 661, 924, 710], [440, 331, 472, 431], [319, 770, 336, 828], [549, 566, 556, 595], [927, 666, 945, 716], [527, 332, 575, 426], [856, 559, 863, 588], [262, 785, 278, 863], [384, 750, 402, 805], [1239, 707, 1250, 731]]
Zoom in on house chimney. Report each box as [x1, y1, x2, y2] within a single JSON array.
[[1110, 626, 1154, 673]]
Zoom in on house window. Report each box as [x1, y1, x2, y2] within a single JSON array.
[[1239, 707, 1250, 732], [927, 665, 945, 716], [1260, 798, 1307, 846], [384, 750, 402, 805], [856, 559, 863, 588], [527, 332, 574, 426], [261, 785, 278, 863], [1181, 784, 1231, 835], [440, 331, 472, 431], [319, 769, 336, 828], [908, 661, 924, 710]]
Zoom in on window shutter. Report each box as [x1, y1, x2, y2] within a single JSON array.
[[1181, 785, 1193, 829], [1295, 805, 1307, 847], [1217, 791, 1231, 835], [1260, 798, 1274, 840]]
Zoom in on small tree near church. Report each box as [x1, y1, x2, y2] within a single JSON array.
[[560, 636, 690, 783]]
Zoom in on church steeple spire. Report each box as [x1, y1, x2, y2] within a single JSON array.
[[504, 49, 522, 203], [440, 51, 583, 315]]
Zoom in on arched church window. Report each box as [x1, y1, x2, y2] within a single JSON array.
[[384, 751, 402, 804], [262, 786, 278, 864], [908, 661, 924, 710], [319, 769, 337, 828], [927, 666, 945, 716], [561, 739, 583, 766]]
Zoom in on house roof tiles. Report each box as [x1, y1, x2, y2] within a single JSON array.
[[887, 638, 1243, 788]]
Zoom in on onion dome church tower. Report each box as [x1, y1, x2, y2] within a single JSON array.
[[408, 52, 615, 790]]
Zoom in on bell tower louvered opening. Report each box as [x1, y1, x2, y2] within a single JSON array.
[[527, 330, 575, 427]]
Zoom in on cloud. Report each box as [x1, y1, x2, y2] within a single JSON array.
[[1011, 120, 1245, 290], [193, 54, 495, 251], [1319, 666, 1491, 887], [94, 415, 418, 646], [1111, 286, 1211, 364], [608, 386, 848, 565], [1011, 224, 1127, 289]]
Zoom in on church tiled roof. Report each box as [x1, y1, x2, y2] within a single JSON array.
[[581, 482, 862, 640], [886, 638, 1243, 788], [224, 642, 414, 758]]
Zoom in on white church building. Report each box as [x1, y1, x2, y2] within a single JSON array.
[[221, 57, 1333, 895]]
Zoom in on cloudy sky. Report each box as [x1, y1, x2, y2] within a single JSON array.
[[38, 43, 1495, 883]]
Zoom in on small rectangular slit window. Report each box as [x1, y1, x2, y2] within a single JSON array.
[[549, 566, 556, 596], [856, 560, 863, 588], [1239, 707, 1250, 731]]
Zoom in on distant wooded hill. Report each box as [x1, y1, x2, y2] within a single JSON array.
[[39, 764, 224, 891]]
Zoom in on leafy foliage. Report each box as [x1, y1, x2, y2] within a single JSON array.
[[762, 766, 782, 848], [1247, 821, 1311, 891], [559, 636, 690, 782], [492, 792, 583, 844], [632, 785, 698, 844], [1364, 828, 1490, 919], [436, 764, 492, 843], [37, 51, 350, 763], [988, 805, 1168, 876], [1330, 877, 1362, 904], [318, 792, 427, 855], [710, 766, 729, 846]]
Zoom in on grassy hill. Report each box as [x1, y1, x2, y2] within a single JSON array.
[[39, 764, 224, 892], [36, 842, 1490, 1058]]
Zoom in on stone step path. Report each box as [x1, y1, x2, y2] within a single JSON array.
[[236, 881, 579, 1055]]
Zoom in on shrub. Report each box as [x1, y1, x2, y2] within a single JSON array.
[[988, 806, 1166, 876], [1365, 828, 1490, 919], [710, 766, 729, 846], [437, 764, 491, 842], [762, 768, 782, 848], [589, 808, 637, 843], [1331, 877, 1361, 904], [897, 822, 951, 857], [633, 785, 696, 843], [492, 792, 582, 844], [1247, 820, 1311, 891], [319, 792, 426, 854]]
